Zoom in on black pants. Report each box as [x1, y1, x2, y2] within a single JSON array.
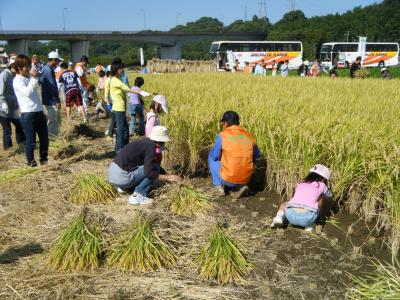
[[114, 111, 129, 154], [20, 111, 49, 165], [0, 116, 26, 150]]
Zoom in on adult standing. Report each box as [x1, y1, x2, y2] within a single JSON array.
[[108, 126, 181, 205], [297, 60, 309, 77], [31, 54, 44, 75], [109, 60, 143, 153], [75, 55, 90, 115], [13, 55, 48, 167], [271, 60, 277, 77], [208, 111, 260, 199], [40, 51, 62, 138], [350, 56, 362, 78], [280, 60, 289, 77], [0, 63, 26, 150]]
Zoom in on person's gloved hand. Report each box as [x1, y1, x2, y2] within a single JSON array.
[[0, 102, 9, 114]]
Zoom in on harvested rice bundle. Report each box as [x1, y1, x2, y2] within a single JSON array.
[[69, 173, 118, 204], [107, 214, 177, 272], [198, 225, 252, 284], [0, 167, 39, 185], [168, 183, 214, 217], [48, 208, 103, 271]]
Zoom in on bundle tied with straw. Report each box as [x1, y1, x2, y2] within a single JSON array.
[[107, 213, 177, 272], [48, 208, 103, 271], [167, 182, 214, 217], [198, 225, 253, 285], [69, 173, 118, 204]]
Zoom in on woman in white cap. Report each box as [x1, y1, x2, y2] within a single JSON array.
[[270, 164, 333, 231], [108, 125, 181, 205], [145, 95, 168, 138]]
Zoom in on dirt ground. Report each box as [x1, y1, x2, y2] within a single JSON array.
[[0, 114, 391, 300]]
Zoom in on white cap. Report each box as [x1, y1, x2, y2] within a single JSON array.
[[153, 95, 168, 113], [149, 126, 171, 142], [48, 51, 63, 61], [309, 164, 331, 180], [381, 67, 387, 72], [303, 60, 309, 65]]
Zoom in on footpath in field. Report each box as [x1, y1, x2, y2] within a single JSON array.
[[0, 115, 393, 299]]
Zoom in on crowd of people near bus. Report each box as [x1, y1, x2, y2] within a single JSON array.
[[231, 57, 391, 79]]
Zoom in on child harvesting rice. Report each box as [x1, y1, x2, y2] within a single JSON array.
[[145, 95, 168, 138], [270, 164, 333, 231]]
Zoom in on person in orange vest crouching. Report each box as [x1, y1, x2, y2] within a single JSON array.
[[208, 111, 261, 199]]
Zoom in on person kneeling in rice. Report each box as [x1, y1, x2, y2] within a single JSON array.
[[270, 164, 333, 231], [208, 111, 261, 199], [108, 126, 181, 205]]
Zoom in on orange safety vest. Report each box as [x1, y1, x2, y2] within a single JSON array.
[[75, 62, 88, 87], [220, 125, 256, 185]]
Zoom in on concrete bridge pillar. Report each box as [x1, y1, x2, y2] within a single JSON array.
[[70, 41, 90, 63], [7, 39, 29, 55], [160, 42, 182, 60]]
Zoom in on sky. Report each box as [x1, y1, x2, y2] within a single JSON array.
[[1, 0, 382, 32]]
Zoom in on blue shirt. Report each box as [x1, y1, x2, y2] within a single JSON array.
[[39, 64, 60, 105], [209, 134, 261, 162], [58, 70, 81, 94]]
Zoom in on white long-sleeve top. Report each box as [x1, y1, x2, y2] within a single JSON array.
[[13, 74, 43, 113]]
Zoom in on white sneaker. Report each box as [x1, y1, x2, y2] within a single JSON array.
[[128, 193, 153, 206], [270, 216, 283, 228], [117, 187, 126, 194], [304, 225, 314, 232]]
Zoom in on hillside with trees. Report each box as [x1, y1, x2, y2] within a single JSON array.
[[15, 0, 400, 63]]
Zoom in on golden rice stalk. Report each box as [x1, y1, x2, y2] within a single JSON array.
[[198, 225, 253, 284], [48, 208, 103, 271], [69, 173, 118, 204], [168, 183, 214, 217], [107, 214, 177, 272]]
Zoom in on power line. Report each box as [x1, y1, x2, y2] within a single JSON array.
[[259, 0, 267, 19]]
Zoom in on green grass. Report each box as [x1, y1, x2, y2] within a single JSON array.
[[107, 214, 177, 272], [168, 183, 214, 217], [48, 209, 103, 271], [198, 225, 253, 284], [69, 173, 118, 204]]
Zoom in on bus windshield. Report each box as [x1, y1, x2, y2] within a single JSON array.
[[320, 52, 331, 62], [320, 45, 333, 53]]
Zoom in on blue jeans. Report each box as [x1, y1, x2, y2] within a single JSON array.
[[114, 111, 129, 153], [0, 116, 25, 150], [128, 103, 144, 134], [108, 162, 153, 196], [285, 205, 319, 227], [20, 111, 49, 165], [208, 155, 242, 189]]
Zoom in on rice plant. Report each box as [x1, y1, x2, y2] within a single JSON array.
[[48, 209, 103, 271], [138, 73, 400, 256], [347, 259, 400, 299], [107, 214, 177, 272], [168, 183, 214, 217], [198, 225, 252, 284], [69, 173, 118, 204], [0, 167, 39, 185]]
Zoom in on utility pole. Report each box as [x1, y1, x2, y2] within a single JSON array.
[[176, 13, 182, 26], [344, 31, 350, 42], [259, 0, 267, 19], [62, 8, 67, 31], [0, 16, 3, 32], [140, 9, 147, 30], [244, 6, 248, 21], [290, 0, 295, 12]]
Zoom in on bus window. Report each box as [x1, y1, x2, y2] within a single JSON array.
[[321, 45, 333, 53], [366, 44, 398, 52], [333, 44, 358, 52], [288, 43, 301, 51], [210, 43, 219, 54]]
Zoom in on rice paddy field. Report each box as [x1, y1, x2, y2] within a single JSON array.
[[0, 72, 399, 299]]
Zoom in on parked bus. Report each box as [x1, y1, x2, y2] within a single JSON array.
[[320, 42, 399, 69], [210, 41, 303, 71]]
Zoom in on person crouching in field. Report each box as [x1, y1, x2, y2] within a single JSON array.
[[208, 111, 261, 199], [108, 126, 181, 205], [145, 95, 168, 138], [58, 63, 87, 123], [270, 164, 333, 231]]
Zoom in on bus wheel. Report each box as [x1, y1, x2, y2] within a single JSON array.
[[378, 61, 385, 68]]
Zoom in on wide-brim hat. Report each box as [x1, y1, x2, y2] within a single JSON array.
[[153, 95, 168, 113], [310, 164, 331, 180], [149, 126, 171, 142]]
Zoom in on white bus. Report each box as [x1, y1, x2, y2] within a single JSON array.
[[320, 42, 400, 69], [210, 41, 303, 71]]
